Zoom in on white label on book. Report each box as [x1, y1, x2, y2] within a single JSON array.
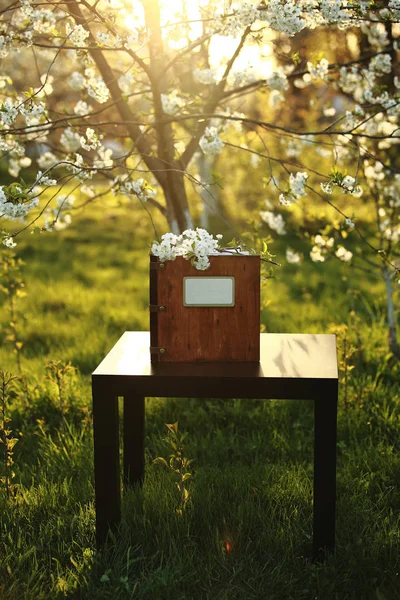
[[183, 277, 235, 307]]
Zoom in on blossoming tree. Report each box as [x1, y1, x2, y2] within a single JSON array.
[[0, 0, 399, 353]]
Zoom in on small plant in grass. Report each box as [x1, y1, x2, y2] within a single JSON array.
[[45, 360, 77, 416], [0, 370, 19, 499], [153, 421, 193, 516], [0, 251, 26, 375], [329, 323, 356, 409]]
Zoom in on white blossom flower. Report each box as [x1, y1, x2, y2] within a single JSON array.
[[260, 0, 306, 36], [193, 69, 217, 85], [279, 193, 292, 207], [151, 228, 222, 271], [118, 73, 134, 94], [269, 90, 284, 108], [37, 152, 58, 170], [3, 236, 16, 248], [69, 71, 86, 91], [341, 175, 362, 196], [307, 58, 329, 81], [161, 92, 184, 116], [8, 156, 31, 178], [335, 246, 353, 262], [80, 127, 102, 151], [315, 234, 334, 248], [260, 210, 286, 235], [60, 127, 81, 152], [74, 100, 91, 116], [93, 146, 113, 168], [320, 182, 333, 194], [31, 9, 56, 33], [319, 0, 349, 24], [286, 248, 302, 264], [87, 75, 110, 104], [97, 31, 111, 45], [266, 68, 289, 92], [66, 23, 89, 47], [34, 170, 57, 186], [369, 54, 392, 74], [1, 99, 18, 125], [310, 246, 325, 262], [0, 185, 39, 220], [289, 172, 308, 197], [199, 127, 224, 155], [117, 176, 156, 202]]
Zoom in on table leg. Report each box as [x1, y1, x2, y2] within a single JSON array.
[[123, 395, 145, 488], [92, 383, 121, 546], [313, 386, 338, 561]]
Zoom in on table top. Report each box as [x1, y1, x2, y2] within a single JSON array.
[[93, 331, 338, 381]]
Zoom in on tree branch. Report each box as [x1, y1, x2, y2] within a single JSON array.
[[66, 0, 167, 187], [180, 26, 251, 169]]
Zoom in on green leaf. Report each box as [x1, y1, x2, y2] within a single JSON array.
[[166, 421, 178, 435], [152, 456, 168, 468]]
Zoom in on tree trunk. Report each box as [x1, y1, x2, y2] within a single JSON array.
[[383, 266, 400, 359], [162, 169, 193, 233], [142, 0, 193, 233]]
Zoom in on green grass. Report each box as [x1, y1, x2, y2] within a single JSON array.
[[0, 198, 400, 599]]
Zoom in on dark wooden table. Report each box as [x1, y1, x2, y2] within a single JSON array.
[[92, 331, 338, 560]]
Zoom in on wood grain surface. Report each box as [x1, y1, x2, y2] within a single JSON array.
[[150, 255, 260, 362]]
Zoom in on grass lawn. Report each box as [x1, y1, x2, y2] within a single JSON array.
[[0, 198, 399, 599]]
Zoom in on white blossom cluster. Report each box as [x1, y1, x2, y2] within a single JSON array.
[[115, 176, 156, 202], [260, 210, 286, 235], [310, 234, 334, 263], [279, 172, 308, 206], [211, 3, 259, 36], [34, 170, 57, 187], [341, 175, 362, 196], [118, 73, 135, 94], [321, 175, 362, 197], [307, 58, 329, 81], [37, 152, 58, 170], [0, 186, 38, 221], [87, 74, 110, 104], [161, 92, 185, 116], [68, 68, 109, 104], [61, 128, 81, 152], [3, 236, 16, 248], [66, 153, 96, 182], [286, 247, 302, 264], [151, 228, 223, 271], [193, 69, 217, 86], [93, 146, 113, 169], [266, 67, 289, 92], [335, 246, 353, 262], [80, 127, 103, 151], [0, 99, 19, 125], [0, 97, 47, 126], [9, 156, 31, 178], [199, 127, 224, 155], [260, 0, 306, 36], [74, 100, 92, 116], [66, 23, 89, 47], [318, 0, 351, 26]]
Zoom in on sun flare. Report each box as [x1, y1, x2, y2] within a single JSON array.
[[123, 0, 275, 78]]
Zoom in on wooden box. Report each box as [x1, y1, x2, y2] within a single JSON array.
[[149, 253, 260, 362]]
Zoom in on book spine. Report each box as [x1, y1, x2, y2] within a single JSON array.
[[149, 255, 158, 363]]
